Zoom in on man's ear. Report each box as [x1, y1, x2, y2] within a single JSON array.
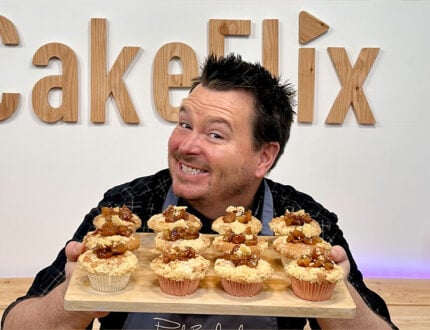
[[255, 142, 280, 178]]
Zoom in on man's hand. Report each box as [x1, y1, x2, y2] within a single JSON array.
[[65, 241, 86, 286], [64, 241, 109, 320], [3, 241, 109, 329], [318, 245, 393, 329], [329, 245, 351, 279]]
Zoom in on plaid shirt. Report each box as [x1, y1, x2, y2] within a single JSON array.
[[2, 169, 397, 329]]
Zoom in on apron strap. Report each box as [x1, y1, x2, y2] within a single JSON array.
[[261, 180, 274, 235], [162, 185, 178, 210]]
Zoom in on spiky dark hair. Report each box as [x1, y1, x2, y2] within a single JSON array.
[[191, 53, 296, 170]]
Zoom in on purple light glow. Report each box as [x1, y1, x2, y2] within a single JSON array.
[[359, 259, 430, 279]]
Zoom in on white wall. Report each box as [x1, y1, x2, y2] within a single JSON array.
[[1, 0, 429, 278]]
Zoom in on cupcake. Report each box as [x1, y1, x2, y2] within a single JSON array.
[[154, 226, 211, 253], [214, 244, 273, 297], [285, 249, 344, 301], [93, 205, 142, 233], [78, 205, 141, 292], [78, 249, 138, 292], [212, 227, 268, 254], [84, 230, 140, 252], [272, 229, 331, 261], [147, 205, 202, 233], [150, 246, 210, 296], [211, 206, 262, 235], [269, 209, 321, 237]]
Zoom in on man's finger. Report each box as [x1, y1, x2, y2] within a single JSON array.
[[330, 245, 347, 263], [65, 241, 85, 262], [330, 245, 350, 279]]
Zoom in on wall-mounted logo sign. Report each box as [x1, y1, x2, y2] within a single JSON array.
[[0, 12, 379, 125]]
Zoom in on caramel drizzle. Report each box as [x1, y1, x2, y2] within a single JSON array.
[[163, 205, 189, 222], [297, 249, 335, 270], [162, 246, 197, 263], [220, 245, 260, 268], [283, 211, 313, 226], [222, 209, 252, 224]]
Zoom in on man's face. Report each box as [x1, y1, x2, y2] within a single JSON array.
[[168, 84, 268, 208]]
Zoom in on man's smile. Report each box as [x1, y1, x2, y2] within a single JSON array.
[[181, 163, 207, 175]]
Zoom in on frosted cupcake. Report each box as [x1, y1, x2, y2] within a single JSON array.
[[78, 249, 138, 292], [211, 206, 262, 235], [285, 249, 344, 301], [212, 227, 268, 254], [147, 205, 202, 233], [83, 230, 140, 253], [150, 246, 210, 296], [272, 229, 331, 261], [93, 205, 142, 233], [269, 209, 321, 237], [154, 226, 211, 253], [214, 244, 273, 297]]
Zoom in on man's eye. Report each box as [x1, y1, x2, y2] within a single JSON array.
[[179, 122, 191, 129], [209, 132, 223, 139]]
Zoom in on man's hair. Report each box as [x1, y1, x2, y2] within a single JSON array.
[[190, 53, 296, 170]]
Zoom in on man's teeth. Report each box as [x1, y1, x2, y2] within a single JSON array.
[[182, 164, 204, 175]]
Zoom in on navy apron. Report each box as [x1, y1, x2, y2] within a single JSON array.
[[123, 180, 277, 329]]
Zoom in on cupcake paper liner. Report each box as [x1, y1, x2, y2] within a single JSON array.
[[221, 279, 263, 297], [290, 277, 336, 301], [87, 273, 131, 292], [158, 276, 200, 296]]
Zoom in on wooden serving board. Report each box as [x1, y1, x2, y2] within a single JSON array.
[[64, 233, 356, 318]]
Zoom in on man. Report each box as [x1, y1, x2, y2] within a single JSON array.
[[2, 54, 397, 329]]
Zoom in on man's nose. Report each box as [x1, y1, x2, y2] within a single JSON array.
[[178, 132, 202, 154]]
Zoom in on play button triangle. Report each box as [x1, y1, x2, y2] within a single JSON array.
[[299, 11, 330, 44]]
